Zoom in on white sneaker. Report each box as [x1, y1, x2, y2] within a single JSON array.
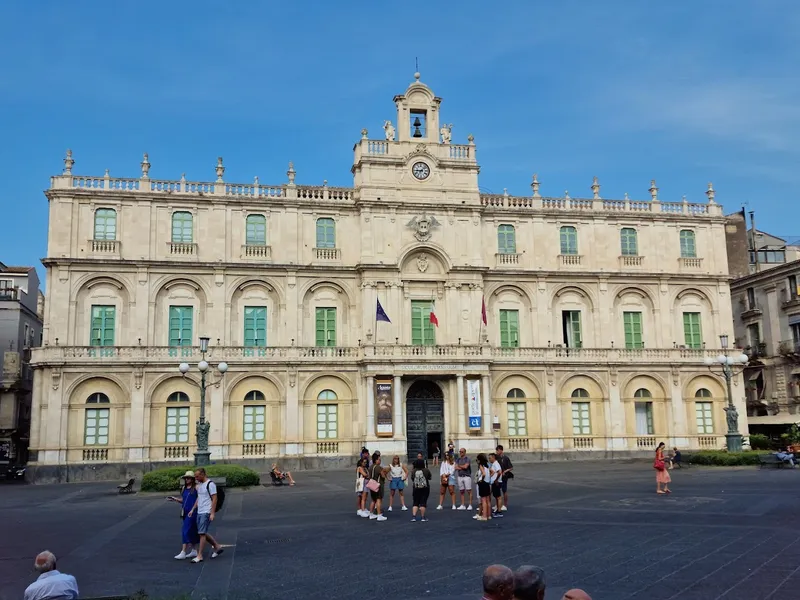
[[357, 510, 362, 516], [174, 551, 187, 560], [369, 513, 378, 520], [457, 505, 466, 511], [186, 550, 197, 559], [467, 505, 473, 510], [501, 506, 508, 512], [401, 505, 408, 511], [472, 514, 479, 519], [451, 505, 456, 510], [436, 505, 443, 510], [388, 506, 393, 512], [376, 515, 387, 521], [359, 511, 370, 518]]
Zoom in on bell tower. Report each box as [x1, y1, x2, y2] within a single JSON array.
[[393, 72, 441, 143]]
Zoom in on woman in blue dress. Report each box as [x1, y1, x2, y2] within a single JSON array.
[[169, 470, 200, 559]]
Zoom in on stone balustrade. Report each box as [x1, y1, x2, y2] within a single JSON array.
[[481, 193, 722, 217]]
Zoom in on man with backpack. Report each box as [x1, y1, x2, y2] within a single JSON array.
[[189, 468, 226, 563], [496, 444, 514, 511], [409, 459, 432, 522]]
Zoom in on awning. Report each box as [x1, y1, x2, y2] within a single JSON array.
[[748, 371, 762, 381]]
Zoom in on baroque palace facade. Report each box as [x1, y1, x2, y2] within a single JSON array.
[[30, 75, 745, 480]]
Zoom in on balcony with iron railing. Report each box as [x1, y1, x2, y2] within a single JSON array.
[[0, 287, 19, 301], [740, 302, 763, 320], [779, 339, 800, 357]]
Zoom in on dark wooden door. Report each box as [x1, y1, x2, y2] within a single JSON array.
[[406, 381, 444, 461]]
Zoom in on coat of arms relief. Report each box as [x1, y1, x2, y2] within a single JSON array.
[[406, 214, 441, 242]]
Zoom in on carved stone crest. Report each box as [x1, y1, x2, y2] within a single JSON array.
[[407, 214, 441, 242], [417, 254, 429, 272]]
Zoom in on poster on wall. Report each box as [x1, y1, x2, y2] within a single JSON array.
[[467, 378, 482, 431], [375, 378, 394, 437]]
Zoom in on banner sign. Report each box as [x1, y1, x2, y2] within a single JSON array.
[[375, 378, 394, 437], [467, 377, 482, 430]]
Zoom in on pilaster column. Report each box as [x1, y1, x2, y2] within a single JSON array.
[[366, 375, 375, 439], [481, 374, 492, 435], [128, 369, 146, 461], [393, 375, 403, 438], [607, 382, 624, 450], [285, 368, 300, 445], [670, 370, 689, 447], [456, 375, 466, 435], [543, 370, 562, 449]]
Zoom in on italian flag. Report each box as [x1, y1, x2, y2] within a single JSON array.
[[429, 305, 439, 327]]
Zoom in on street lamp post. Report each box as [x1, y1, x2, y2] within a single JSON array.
[[178, 336, 228, 466], [703, 334, 749, 452]]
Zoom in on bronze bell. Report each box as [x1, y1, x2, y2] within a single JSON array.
[[412, 116, 422, 138]]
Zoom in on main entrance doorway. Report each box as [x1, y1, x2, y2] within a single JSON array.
[[405, 380, 444, 461]]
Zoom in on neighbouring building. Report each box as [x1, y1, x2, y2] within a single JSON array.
[[0, 263, 43, 465], [29, 74, 746, 482], [731, 258, 800, 435]]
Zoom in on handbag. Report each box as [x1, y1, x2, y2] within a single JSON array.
[[653, 458, 665, 471], [355, 475, 365, 494], [366, 478, 380, 492]]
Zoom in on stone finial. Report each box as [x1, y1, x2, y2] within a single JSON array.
[[706, 182, 716, 203], [624, 192, 629, 201], [531, 174, 540, 198], [414, 71, 421, 81], [467, 133, 475, 144], [215, 157, 225, 182], [649, 179, 658, 201], [361, 128, 368, 139], [383, 120, 396, 141], [564, 190, 570, 200], [141, 153, 151, 178], [180, 173, 186, 183], [287, 161, 296, 185], [682, 194, 687, 203], [591, 176, 601, 199], [63, 149, 74, 175], [104, 169, 110, 178], [323, 180, 328, 187], [503, 188, 509, 197], [254, 176, 259, 186]]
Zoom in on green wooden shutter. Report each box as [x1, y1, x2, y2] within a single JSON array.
[[316, 218, 335, 249], [620, 228, 638, 256], [172, 212, 193, 243], [169, 306, 193, 347], [244, 306, 267, 347], [315, 308, 336, 347], [623, 311, 643, 349], [497, 225, 516, 254], [411, 301, 435, 346], [680, 230, 696, 258], [90, 306, 115, 346], [94, 209, 117, 240], [500, 310, 519, 347], [560, 226, 578, 255], [683, 312, 702, 348], [246, 215, 267, 245], [566, 311, 582, 348]]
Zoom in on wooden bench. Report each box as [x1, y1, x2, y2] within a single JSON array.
[[116, 478, 135, 494], [759, 454, 790, 469]]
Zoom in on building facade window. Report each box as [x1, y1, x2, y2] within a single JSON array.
[[168, 306, 193, 347], [746, 287, 756, 310], [411, 301, 436, 346], [747, 323, 760, 348], [695, 397, 713, 434], [316, 390, 338, 439], [633, 388, 654, 435], [507, 388, 525, 398], [166, 391, 190, 444], [571, 389, 591, 434], [562, 311, 582, 348], [316, 218, 336, 249], [682, 312, 702, 349], [623, 311, 643, 349], [620, 228, 638, 256], [84, 393, 110, 446], [679, 230, 696, 258], [560, 226, 578, 255], [789, 275, 799, 299], [243, 405, 266, 441], [171, 211, 193, 243], [497, 224, 517, 254], [315, 307, 336, 347], [90, 305, 115, 346], [507, 402, 527, 436], [245, 214, 267, 246], [244, 306, 267, 347], [94, 208, 117, 241], [499, 309, 520, 348]]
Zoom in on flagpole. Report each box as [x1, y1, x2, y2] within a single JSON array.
[[374, 290, 379, 345]]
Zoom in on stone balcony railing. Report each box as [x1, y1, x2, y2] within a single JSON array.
[[89, 239, 120, 254], [679, 257, 704, 270], [495, 253, 520, 267], [241, 244, 272, 260], [559, 254, 582, 267], [31, 344, 735, 367], [619, 255, 644, 268], [314, 247, 341, 261]]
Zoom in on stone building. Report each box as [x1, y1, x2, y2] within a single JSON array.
[[29, 75, 745, 481]]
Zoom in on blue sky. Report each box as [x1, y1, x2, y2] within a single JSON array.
[[2, 2, 799, 284]]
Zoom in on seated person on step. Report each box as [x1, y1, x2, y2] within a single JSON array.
[[271, 463, 296, 485]]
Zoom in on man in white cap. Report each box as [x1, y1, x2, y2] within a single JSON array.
[[24, 551, 78, 600]]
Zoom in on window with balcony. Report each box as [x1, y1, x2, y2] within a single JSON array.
[[679, 230, 697, 258], [620, 228, 638, 256], [411, 301, 436, 346], [623, 311, 643, 349], [747, 323, 761, 348], [168, 306, 193, 347], [497, 224, 517, 254], [507, 401, 527, 436], [562, 311, 582, 348], [166, 392, 190, 444], [682, 312, 702, 349], [792, 323, 800, 346], [94, 208, 117, 240], [789, 275, 799, 299], [694, 396, 713, 434], [317, 392, 338, 439], [560, 226, 578, 255], [90, 305, 115, 347], [84, 393, 110, 446], [315, 307, 337, 347], [171, 212, 193, 243], [245, 214, 267, 245], [746, 287, 756, 310], [244, 306, 267, 348], [571, 390, 591, 434], [499, 310, 520, 348], [316, 218, 336, 249], [633, 389, 654, 435], [243, 391, 266, 441]]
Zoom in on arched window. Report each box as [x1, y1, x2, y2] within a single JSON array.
[[497, 224, 516, 254], [316, 218, 336, 249], [633, 389, 654, 435], [245, 214, 267, 246], [695, 388, 713, 433], [85, 393, 110, 446], [634, 388, 652, 398], [243, 390, 266, 441], [560, 226, 578, 255], [570, 390, 591, 435], [571, 388, 589, 398], [317, 389, 338, 439], [506, 388, 527, 436], [167, 391, 190, 402], [620, 228, 638, 256], [172, 212, 193, 243], [94, 208, 117, 241], [695, 388, 712, 398], [507, 388, 525, 398], [680, 229, 696, 258], [166, 392, 190, 443]]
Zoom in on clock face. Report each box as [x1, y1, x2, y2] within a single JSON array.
[[412, 162, 430, 180]]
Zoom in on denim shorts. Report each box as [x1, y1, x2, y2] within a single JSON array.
[[390, 477, 405, 490], [448, 474, 456, 486], [196, 512, 211, 534]]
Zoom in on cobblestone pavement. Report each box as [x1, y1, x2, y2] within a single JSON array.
[[2, 461, 800, 600]]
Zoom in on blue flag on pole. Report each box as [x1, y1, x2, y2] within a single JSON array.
[[376, 299, 391, 323]]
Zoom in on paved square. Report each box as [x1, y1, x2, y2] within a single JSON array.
[[3, 461, 800, 600]]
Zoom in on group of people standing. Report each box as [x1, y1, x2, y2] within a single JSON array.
[[355, 444, 514, 522], [168, 467, 225, 563]]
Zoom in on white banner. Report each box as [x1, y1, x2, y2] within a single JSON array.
[[467, 378, 482, 430]]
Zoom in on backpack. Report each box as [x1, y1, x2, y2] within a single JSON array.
[[207, 479, 226, 511], [413, 469, 428, 489]]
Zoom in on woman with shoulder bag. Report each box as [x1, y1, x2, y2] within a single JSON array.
[[654, 442, 672, 495], [366, 453, 388, 521], [436, 453, 457, 510], [473, 453, 492, 522], [355, 458, 370, 517], [168, 470, 200, 560]]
